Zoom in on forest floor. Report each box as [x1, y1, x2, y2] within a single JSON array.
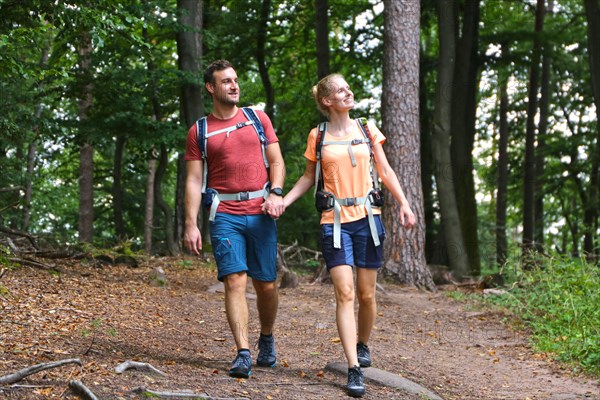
[[0, 255, 599, 400]]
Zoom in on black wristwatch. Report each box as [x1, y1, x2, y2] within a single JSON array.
[[270, 187, 283, 196]]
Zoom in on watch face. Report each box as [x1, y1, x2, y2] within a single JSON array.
[[271, 187, 283, 196]]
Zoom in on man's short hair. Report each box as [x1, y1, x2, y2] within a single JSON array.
[[204, 59, 234, 85]]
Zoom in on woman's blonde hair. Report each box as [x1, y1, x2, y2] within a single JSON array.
[[311, 73, 345, 117]]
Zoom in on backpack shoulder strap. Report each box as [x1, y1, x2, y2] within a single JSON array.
[[314, 122, 327, 195], [356, 117, 380, 189], [241, 107, 269, 169], [195, 117, 209, 193]]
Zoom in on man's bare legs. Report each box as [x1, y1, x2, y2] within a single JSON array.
[[224, 272, 249, 349], [252, 279, 278, 336]]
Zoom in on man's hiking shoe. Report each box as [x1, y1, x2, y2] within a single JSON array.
[[256, 333, 276, 367], [347, 365, 365, 397], [356, 342, 371, 368], [229, 350, 252, 378]]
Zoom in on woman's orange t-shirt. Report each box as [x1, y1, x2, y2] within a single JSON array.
[[303, 120, 386, 225]]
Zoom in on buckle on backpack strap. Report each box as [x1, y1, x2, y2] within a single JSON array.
[[238, 191, 250, 201], [236, 122, 246, 129], [346, 197, 355, 206]]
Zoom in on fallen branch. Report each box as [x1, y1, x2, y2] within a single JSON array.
[[9, 257, 55, 270], [132, 387, 211, 398], [115, 360, 166, 376], [68, 380, 99, 400], [0, 226, 39, 250], [0, 358, 82, 385]]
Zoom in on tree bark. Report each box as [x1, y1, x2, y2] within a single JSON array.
[[450, 0, 481, 275], [522, 0, 545, 257], [496, 45, 510, 268], [382, 0, 435, 290], [431, 0, 470, 278], [176, 0, 203, 253], [145, 153, 157, 254], [584, 0, 600, 258], [315, 0, 330, 80], [77, 29, 94, 244]]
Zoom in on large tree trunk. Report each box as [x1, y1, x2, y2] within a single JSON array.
[[522, 0, 545, 257], [256, 0, 275, 120], [381, 0, 435, 290], [315, 0, 330, 80], [450, 0, 481, 276], [176, 0, 203, 253], [77, 29, 94, 243], [431, 0, 469, 278], [584, 0, 600, 259], [496, 45, 510, 269]]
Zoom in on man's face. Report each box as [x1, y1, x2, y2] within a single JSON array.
[[208, 67, 239, 106]]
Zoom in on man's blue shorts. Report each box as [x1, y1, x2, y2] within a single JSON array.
[[210, 213, 278, 282], [321, 215, 386, 270]]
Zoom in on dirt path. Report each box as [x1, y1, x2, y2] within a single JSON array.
[[1, 258, 598, 399]]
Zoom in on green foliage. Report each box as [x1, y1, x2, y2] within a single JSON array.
[[486, 254, 600, 377]]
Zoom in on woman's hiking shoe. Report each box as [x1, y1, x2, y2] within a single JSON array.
[[229, 349, 252, 378], [347, 365, 365, 397], [356, 342, 371, 368], [256, 333, 276, 367]]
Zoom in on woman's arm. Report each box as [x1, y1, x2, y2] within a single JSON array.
[[283, 160, 317, 208]]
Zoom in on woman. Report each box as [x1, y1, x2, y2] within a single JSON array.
[[274, 74, 416, 397]]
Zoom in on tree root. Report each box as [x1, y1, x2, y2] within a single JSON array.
[[0, 358, 82, 385]]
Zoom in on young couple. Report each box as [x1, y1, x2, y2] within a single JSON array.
[[184, 60, 415, 398]]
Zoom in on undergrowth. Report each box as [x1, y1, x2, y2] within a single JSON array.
[[484, 254, 600, 379]]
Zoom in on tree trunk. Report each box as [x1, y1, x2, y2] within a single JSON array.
[[496, 46, 510, 268], [23, 46, 50, 232], [431, 0, 470, 278], [450, 0, 481, 276], [522, 0, 545, 257], [77, 29, 94, 244], [176, 0, 203, 253], [534, 13, 552, 252], [256, 0, 275, 120], [584, 0, 600, 259], [419, 51, 436, 264], [382, 0, 435, 291], [315, 0, 330, 80], [155, 143, 178, 255], [113, 135, 126, 240], [145, 150, 157, 254]]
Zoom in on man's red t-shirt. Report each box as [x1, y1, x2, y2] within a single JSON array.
[[185, 108, 278, 215]]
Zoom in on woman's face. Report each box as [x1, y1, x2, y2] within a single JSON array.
[[325, 77, 354, 111]]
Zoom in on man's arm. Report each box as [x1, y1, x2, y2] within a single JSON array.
[[264, 142, 286, 217], [184, 159, 204, 254]]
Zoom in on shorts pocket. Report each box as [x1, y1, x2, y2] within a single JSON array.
[[214, 238, 233, 263]]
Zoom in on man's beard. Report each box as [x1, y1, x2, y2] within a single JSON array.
[[216, 91, 239, 105]]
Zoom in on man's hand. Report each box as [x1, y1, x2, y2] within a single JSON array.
[[262, 194, 285, 219], [184, 226, 203, 255]]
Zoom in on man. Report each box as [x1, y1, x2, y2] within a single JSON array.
[[184, 60, 285, 379]]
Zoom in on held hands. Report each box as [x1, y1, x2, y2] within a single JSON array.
[[262, 194, 285, 219]]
